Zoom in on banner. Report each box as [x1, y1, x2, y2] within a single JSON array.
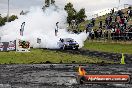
[[8, 41, 16, 51], [0, 43, 3, 51], [16, 39, 30, 52]]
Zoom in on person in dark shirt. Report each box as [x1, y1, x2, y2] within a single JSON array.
[[117, 10, 124, 17], [94, 29, 98, 39], [109, 16, 112, 25], [99, 21, 103, 28], [91, 18, 95, 27]]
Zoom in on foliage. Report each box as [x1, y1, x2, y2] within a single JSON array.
[[64, 2, 87, 24], [64, 2, 74, 11], [51, 0, 55, 4], [9, 15, 18, 22], [76, 8, 87, 23], [0, 15, 18, 27], [64, 3, 76, 23], [45, 0, 55, 7], [0, 16, 5, 26]]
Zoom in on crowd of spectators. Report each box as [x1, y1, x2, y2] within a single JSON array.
[[86, 7, 132, 40]]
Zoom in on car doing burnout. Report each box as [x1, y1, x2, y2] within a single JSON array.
[[58, 38, 79, 50]]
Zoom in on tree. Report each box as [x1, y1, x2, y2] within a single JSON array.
[[64, 2, 74, 12], [64, 3, 77, 26], [0, 15, 18, 26], [76, 8, 87, 23], [9, 15, 18, 22], [64, 3, 87, 26], [0, 17, 5, 26], [51, 0, 55, 4], [45, 0, 55, 7], [45, 0, 50, 7], [0, 15, 5, 26], [3, 17, 7, 22]]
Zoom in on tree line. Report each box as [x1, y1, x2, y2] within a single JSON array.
[[0, 14, 18, 26]]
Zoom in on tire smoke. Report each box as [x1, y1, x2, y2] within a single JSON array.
[[0, 6, 88, 49]]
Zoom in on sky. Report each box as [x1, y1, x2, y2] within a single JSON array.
[[0, 0, 132, 18]]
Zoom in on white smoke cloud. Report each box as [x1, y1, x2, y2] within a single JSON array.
[[0, 6, 88, 49]]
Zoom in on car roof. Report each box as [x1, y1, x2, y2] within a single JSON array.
[[62, 38, 74, 41]]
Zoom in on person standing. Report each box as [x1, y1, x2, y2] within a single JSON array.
[[91, 18, 95, 27], [20, 22, 25, 36], [124, 17, 127, 29], [55, 22, 59, 36], [99, 21, 103, 29]]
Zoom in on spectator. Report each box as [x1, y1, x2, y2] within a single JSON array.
[[105, 17, 108, 26], [91, 18, 95, 27], [108, 16, 112, 25], [98, 28, 102, 38], [124, 17, 128, 29], [102, 28, 105, 38], [87, 7, 131, 40], [115, 27, 120, 36], [110, 8, 115, 15], [94, 29, 98, 39], [117, 10, 124, 17], [99, 21, 103, 28], [128, 9, 132, 18], [91, 29, 94, 39]]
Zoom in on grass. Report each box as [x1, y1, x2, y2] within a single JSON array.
[[1, 9, 131, 65], [78, 14, 109, 31], [83, 40, 132, 54], [0, 49, 116, 64]]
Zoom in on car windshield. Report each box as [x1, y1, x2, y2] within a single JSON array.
[[64, 38, 74, 42]]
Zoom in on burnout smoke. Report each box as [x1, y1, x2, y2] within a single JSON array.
[[0, 6, 88, 49]]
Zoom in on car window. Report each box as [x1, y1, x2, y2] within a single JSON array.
[[62, 38, 74, 42], [67, 40, 74, 42]]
